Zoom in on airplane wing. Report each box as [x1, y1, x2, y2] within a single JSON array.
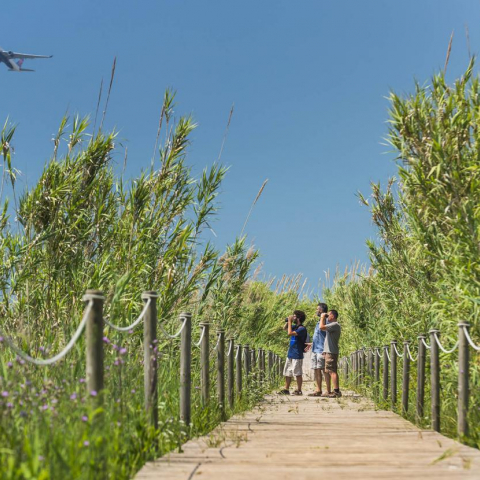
[[8, 52, 52, 60]]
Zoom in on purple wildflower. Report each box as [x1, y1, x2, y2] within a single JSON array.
[[1, 391, 8, 397], [128, 329, 133, 334], [39, 346, 45, 352], [38, 456, 44, 461], [81, 415, 88, 422], [131, 389, 136, 394], [90, 390, 97, 397], [119, 347, 127, 355], [40, 404, 48, 411], [6, 402, 13, 408], [79, 378, 85, 384], [0, 336, 3, 342], [70, 393, 77, 400], [103, 336, 110, 344], [7, 362, 12, 368], [84, 440, 89, 447]]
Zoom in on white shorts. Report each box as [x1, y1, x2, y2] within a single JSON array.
[[311, 352, 325, 370], [283, 358, 303, 377]]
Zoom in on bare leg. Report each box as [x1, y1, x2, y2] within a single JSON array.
[[330, 371, 339, 390], [285, 377, 292, 390], [324, 371, 332, 393], [296, 375, 303, 392], [314, 369, 322, 393]]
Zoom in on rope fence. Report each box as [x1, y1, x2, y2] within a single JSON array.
[[340, 322, 480, 443], [0, 289, 283, 431]]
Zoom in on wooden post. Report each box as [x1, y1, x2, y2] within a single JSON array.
[[236, 344, 242, 398], [430, 329, 440, 432], [416, 335, 426, 422], [458, 322, 470, 439], [359, 350, 364, 386], [259, 349, 265, 383], [200, 322, 210, 406], [345, 356, 349, 382], [368, 349, 373, 380], [179, 312, 192, 425], [217, 329, 225, 419], [391, 341, 397, 408], [383, 346, 389, 401], [268, 350, 273, 380], [85, 290, 104, 399], [227, 337, 235, 409], [251, 348, 256, 384], [244, 344, 251, 383], [402, 341, 410, 416], [374, 347, 380, 398], [142, 291, 158, 429]]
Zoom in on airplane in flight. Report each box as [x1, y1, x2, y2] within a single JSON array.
[[0, 47, 52, 72]]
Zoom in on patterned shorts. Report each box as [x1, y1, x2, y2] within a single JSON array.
[[310, 352, 325, 370]]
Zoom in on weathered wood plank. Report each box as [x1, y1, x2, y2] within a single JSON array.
[[135, 384, 480, 479]]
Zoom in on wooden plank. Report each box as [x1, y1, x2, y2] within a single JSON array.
[[135, 384, 480, 479]]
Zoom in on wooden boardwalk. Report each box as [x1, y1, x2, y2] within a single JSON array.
[[136, 383, 480, 479]]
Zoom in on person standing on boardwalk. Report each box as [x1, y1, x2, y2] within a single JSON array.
[[306, 302, 331, 397], [320, 309, 342, 398], [279, 310, 307, 395]]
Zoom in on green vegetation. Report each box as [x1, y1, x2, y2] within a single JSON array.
[[325, 61, 480, 447], [0, 92, 306, 479]]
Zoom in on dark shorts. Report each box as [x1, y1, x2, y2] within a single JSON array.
[[325, 353, 338, 373]]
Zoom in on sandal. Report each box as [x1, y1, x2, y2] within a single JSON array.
[[321, 392, 331, 397], [327, 391, 342, 398], [278, 389, 290, 395], [292, 390, 303, 396], [307, 391, 323, 397]]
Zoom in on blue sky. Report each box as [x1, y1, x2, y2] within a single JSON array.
[[2, 1, 479, 295]]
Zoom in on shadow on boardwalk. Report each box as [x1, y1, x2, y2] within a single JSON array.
[[136, 382, 480, 480]]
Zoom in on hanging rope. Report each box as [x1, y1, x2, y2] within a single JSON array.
[[0, 300, 93, 366], [104, 298, 151, 332], [193, 325, 206, 348], [384, 346, 391, 362], [433, 331, 459, 354], [393, 343, 404, 358], [463, 325, 480, 352], [421, 337, 432, 350], [158, 318, 187, 339], [406, 343, 418, 362], [225, 341, 233, 357]]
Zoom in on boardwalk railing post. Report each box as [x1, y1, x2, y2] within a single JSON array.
[[416, 335, 426, 422], [402, 341, 410, 416], [244, 344, 251, 383], [391, 341, 397, 408], [429, 329, 440, 432], [217, 329, 225, 419], [458, 322, 470, 440], [383, 346, 389, 402], [260, 349, 265, 383], [227, 337, 235, 409], [345, 356, 349, 383], [359, 349, 364, 387], [236, 344, 243, 398], [268, 350, 273, 381], [251, 347, 256, 383], [200, 322, 210, 406], [85, 290, 104, 400], [180, 312, 192, 426], [142, 291, 158, 429], [374, 347, 380, 398], [368, 348, 373, 381]]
